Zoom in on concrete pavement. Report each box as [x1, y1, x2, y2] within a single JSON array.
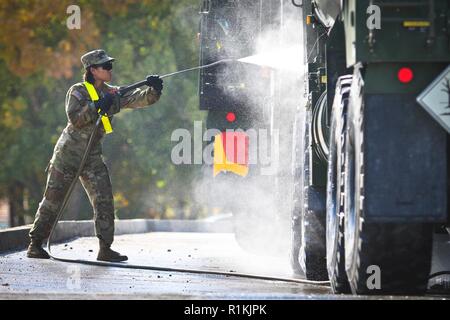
[[0, 232, 333, 299], [0, 232, 448, 299]]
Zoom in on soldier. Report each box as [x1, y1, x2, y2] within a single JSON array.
[[27, 49, 163, 262]]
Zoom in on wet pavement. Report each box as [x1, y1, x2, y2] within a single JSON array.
[[0, 232, 447, 299]]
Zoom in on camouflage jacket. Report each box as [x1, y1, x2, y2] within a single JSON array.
[[50, 82, 161, 171]]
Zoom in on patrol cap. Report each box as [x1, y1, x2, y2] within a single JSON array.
[[81, 49, 115, 69]]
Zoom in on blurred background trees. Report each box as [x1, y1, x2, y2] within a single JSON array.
[[0, 0, 207, 226]]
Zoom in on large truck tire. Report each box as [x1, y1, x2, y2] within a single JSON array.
[[290, 110, 305, 276], [326, 76, 352, 293], [231, 178, 282, 256], [344, 75, 433, 295], [297, 109, 328, 281], [233, 210, 261, 253]]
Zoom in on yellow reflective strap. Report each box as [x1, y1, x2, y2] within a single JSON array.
[[100, 115, 113, 134], [83, 81, 113, 134], [84, 81, 99, 101]]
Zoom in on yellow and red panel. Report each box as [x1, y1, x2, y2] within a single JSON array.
[[213, 131, 249, 177]]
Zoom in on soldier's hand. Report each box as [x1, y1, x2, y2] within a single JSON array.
[[95, 93, 115, 116], [145, 75, 163, 94]]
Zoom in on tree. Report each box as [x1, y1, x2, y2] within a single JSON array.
[[0, 0, 205, 226]]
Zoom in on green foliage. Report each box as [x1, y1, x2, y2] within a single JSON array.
[[0, 1, 206, 222]]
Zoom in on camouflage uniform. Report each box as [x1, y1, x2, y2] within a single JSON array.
[[29, 50, 161, 247]]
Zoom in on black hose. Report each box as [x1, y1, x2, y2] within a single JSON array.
[[46, 59, 330, 287], [46, 116, 102, 254], [50, 255, 330, 286]]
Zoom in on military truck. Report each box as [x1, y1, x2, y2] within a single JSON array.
[[290, 0, 449, 295], [198, 0, 449, 295]]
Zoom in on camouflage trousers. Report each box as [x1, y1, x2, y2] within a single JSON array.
[[29, 154, 115, 247]]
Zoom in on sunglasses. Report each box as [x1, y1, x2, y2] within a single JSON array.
[[97, 62, 113, 71]]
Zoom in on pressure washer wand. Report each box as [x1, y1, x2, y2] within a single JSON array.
[[118, 59, 235, 96]]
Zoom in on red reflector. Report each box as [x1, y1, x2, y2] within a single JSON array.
[[226, 112, 236, 122], [398, 67, 414, 83]]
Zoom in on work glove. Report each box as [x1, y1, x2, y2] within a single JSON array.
[[95, 92, 115, 116], [146, 75, 163, 94]]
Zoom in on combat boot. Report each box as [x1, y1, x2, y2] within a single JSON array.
[[97, 244, 128, 262], [27, 239, 50, 259]]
